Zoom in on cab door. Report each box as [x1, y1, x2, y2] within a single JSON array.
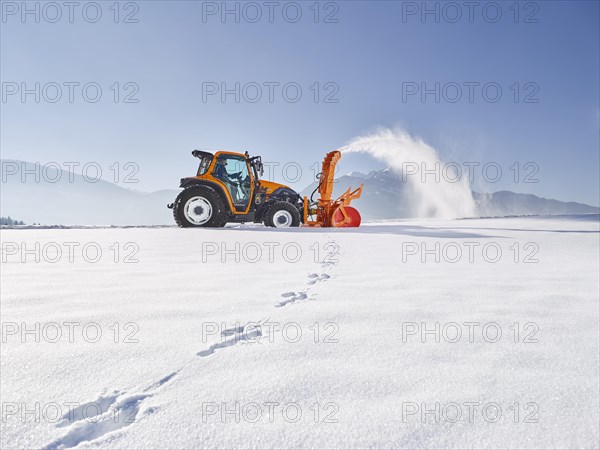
[[213, 154, 253, 213]]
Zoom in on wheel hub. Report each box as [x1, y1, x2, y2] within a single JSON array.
[[184, 196, 213, 225], [273, 210, 293, 228]]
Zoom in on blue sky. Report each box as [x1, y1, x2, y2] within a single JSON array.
[[1, 0, 599, 205]]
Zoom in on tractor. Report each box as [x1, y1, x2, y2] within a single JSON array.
[[168, 149, 363, 228]]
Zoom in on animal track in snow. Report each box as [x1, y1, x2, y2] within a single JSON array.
[[143, 371, 179, 392], [307, 273, 331, 285], [197, 323, 262, 357], [275, 291, 309, 307], [275, 270, 332, 307], [56, 390, 121, 428], [42, 371, 179, 450], [220, 324, 245, 337]]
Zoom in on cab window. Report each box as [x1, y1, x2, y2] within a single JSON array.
[[212, 155, 252, 211], [197, 155, 213, 176]]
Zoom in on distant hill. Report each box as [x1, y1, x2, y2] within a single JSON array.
[[1, 160, 179, 225], [2, 160, 598, 225], [473, 190, 599, 216]]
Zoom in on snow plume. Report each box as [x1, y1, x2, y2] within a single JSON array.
[[342, 128, 476, 218]]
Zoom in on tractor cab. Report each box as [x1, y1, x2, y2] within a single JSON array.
[[192, 149, 264, 178], [189, 150, 266, 212]]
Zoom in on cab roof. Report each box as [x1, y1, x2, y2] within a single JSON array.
[[192, 149, 248, 159]]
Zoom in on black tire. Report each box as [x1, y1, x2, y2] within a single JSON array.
[[263, 201, 301, 228], [173, 185, 227, 228]]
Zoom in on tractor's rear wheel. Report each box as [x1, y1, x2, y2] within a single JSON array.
[[264, 201, 301, 228], [174, 186, 227, 228]]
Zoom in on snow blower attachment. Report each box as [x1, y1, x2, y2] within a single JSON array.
[[303, 150, 363, 227], [168, 149, 362, 228]]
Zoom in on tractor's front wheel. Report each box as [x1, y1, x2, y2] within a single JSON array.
[[264, 201, 301, 228], [174, 186, 227, 228]]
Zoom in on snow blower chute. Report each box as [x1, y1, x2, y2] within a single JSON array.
[[302, 150, 363, 228]]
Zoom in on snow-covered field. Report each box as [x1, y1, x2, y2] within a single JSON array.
[[1, 215, 599, 449]]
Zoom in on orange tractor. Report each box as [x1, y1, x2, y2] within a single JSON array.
[[168, 150, 362, 228]]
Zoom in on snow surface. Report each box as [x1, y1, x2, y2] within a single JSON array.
[[1, 216, 599, 449]]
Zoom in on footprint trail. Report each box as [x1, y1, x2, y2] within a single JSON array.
[[42, 371, 180, 450]]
